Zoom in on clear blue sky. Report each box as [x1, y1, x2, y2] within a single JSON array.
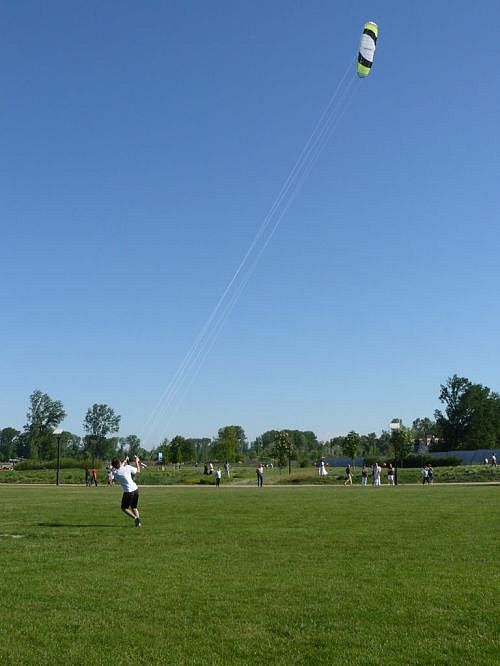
[[1, 1, 499, 447]]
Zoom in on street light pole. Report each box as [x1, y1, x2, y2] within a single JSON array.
[[53, 429, 63, 486], [390, 419, 401, 487]]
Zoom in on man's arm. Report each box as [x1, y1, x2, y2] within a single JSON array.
[[134, 456, 141, 474]]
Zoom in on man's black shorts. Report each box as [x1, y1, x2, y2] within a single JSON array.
[[121, 490, 139, 510]]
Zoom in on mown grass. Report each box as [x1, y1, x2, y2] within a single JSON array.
[[0, 463, 497, 485], [0, 485, 498, 665]]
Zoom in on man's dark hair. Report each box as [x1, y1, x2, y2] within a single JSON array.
[[111, 458, 121, 470]]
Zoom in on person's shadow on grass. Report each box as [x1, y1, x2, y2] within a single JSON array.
[[37, 522, 122, 528]]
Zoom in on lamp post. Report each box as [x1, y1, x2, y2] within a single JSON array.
[[53, 429, 63, 486], [389, 419, 401, 486]]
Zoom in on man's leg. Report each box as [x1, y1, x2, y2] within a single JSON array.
[[122, 507, 136, 520], [121, 492, 140, 525]]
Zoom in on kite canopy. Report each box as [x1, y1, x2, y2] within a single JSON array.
[[357, 21, 378, 78]]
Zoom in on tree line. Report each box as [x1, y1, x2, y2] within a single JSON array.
[[1, 375, 499, 464]]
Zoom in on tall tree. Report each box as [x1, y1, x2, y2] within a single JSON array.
[[169, 435, 190, 464], [253, 430, 279, 456], [25, 390, 66, 459], [0, 428, 20, 461], [434, 375, 500, 450], [341, 431, 360, 463], [273, 430, 296, 474], [391, 427, 412, 463], [83, 404, 121, 462], [188, 438, 212, 462], [412, 417, 437, 452], [60, 432, 83, 458], [359, 432, 378, 457], [214, 425, 246, 462], [118, 435, 146, 459], [412, 417, 436, 440]]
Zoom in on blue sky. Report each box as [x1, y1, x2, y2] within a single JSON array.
[[1, 1, 499, 447]]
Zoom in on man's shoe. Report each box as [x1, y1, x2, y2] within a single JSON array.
[[134, 517, 142, 528]]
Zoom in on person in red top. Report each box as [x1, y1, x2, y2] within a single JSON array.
[[91, 466, 98, 486]]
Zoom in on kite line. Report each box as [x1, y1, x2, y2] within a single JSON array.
[[140, 58, 357, 447]]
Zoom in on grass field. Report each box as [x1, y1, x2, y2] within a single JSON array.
[[1, 462, 498, 485], [0, 485, 498, 665]]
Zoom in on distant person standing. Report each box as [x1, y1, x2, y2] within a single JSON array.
[[256, 464, 264, 487], [215, 467, 222, 487], [387, 463, 395, 485], [372, 463, 381, 486], [318, 460, 328, 477], [344, 465, 352, 485], [427, 464, 434, 484], [85, 465, 91, 487], [361, 465, 368, 486], [111, 456, 142, 527], [91, 465, 98, 487], [223, 461, 231, 477], [491, 454, 497, 467], [421, 465, 429, 484]]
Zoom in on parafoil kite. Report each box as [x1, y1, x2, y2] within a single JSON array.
[[357, 21, 378, 78]]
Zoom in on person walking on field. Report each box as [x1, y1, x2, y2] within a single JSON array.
[[361, 465, 368, 486], [215, 467, 222, 487], [387, 463, 395, 485], [111, 456, 142, 527], [256, 464, 264, 487], [344, 464, 352, 485]]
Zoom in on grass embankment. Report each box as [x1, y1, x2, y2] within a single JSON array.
[[0, 485, 497, 665], [0, 463, 498, 485]]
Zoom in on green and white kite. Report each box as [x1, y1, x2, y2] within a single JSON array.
[[357, 21, 378, 78]]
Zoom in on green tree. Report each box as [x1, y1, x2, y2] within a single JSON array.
[[213, 426, 242, 463], [83, 404, 121, 463], [411, 417, 437, 452], [341, 431, 360, 463], [119, 435, 146, 459], [377, 430, 392, 456], [326, 436, 345, 455], [189, 438, 212, 462], [434, 375, 500, 450], [412, 417, 436, 439], [151, 438, 170, 464], [255, 430, 279, 457], [25, 390, 66, 459], [253, 429, 317, 459], [360, 432, 378, 458], [0, 428, 20, 461], [58, 432, 83, 459], [391, 427, 412, 464], [169, 435, 188, 464], [273, 430, 296, 474]]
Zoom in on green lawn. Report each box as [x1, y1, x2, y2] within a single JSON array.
[[0, 485, 498, 665], [1, 462, 498, 485]]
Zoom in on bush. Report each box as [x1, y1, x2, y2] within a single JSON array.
[[361, 455, 462, 468], [15, 458, 88, 471], [395, 455, 462, 468]]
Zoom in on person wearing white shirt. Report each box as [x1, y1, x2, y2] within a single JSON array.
[[215, 467, 222, 487], [111, 456, 142, 527]]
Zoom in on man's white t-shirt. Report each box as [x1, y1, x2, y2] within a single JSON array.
[[112, 464, 138, 492]]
